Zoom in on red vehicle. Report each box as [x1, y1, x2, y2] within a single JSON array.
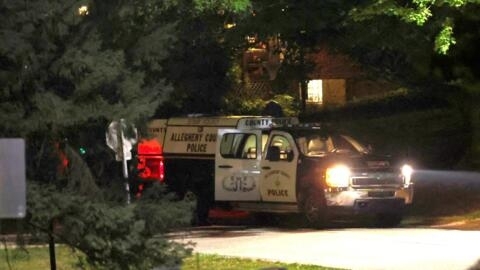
[[134, 138, 164, 197]]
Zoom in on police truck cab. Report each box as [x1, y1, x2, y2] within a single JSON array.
[[214, 122, 413, 227]]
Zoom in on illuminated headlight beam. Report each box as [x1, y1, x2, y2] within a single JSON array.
[[326, 165, 350, 188], [401, 164, 414, 186]]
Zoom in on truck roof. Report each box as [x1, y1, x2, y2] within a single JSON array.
[[270, 122, 330, 131], [166, 115, 299, 129]]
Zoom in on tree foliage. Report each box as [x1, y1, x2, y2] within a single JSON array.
[[342, 0, 479, 88], [193, 0, 251, 13], [223, 0, 479, 167], [156, 0, 253, 116], [349, 0, 480, 54], [28, 182, 193, 270], [0, 0, 200, 268], [0, 1, 173, 136], [345, 0, 480, 168]]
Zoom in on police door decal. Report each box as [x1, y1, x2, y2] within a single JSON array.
[[222, 174, 256, 192], [215, 129, 261, 201], [263, 170, 291, 198], [259, 132, 298, 202]]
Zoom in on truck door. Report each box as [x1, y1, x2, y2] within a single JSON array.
[[215, 129, 262, 201], [260, 131, 298, 203]]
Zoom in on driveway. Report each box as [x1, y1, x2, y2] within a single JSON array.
[[173, 226, 480, 270]]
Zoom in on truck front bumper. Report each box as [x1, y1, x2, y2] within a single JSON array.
[[328, 198, 406, 216], [354, 197, 405, 214], [324, 187, 411, 215]]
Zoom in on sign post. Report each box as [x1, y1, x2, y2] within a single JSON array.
[[106, 119, 137, 204]]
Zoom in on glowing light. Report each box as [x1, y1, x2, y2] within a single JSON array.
[[224, 23, 236, 29], [246, 35, 257, 44], [401, 164, 413, 186], [78, 5, 89, 16], [307, 79, 323, 104], [138, 139, 162, 155], [137, 139, 164, 181], [326, 165, 350, 188]]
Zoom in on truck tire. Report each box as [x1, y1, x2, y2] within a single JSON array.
[[374, 213, 402, 228], [302, 191, 329, 229], [195, 196, 211, 226]]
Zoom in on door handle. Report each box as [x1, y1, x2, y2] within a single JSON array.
[[262, 166, 271, 170], [218, 165, 232, 169]]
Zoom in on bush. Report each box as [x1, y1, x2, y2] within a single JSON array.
[[302, 90, 469, 169], [26, 182, 194, 270], [304, 90, 449, 121]]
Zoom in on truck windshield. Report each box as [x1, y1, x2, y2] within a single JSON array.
[[295, 133, 369, 157]]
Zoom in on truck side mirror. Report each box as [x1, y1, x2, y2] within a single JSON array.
[[266, 146, 281, 161]]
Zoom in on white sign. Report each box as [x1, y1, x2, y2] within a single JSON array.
[[0, 139, 26, 218], [106, 119, 137, 161]]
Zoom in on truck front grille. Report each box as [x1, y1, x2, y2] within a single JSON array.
[[351, 176, 402, 186]]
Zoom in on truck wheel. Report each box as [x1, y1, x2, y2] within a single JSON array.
[[374, 213, 402, 228], [303, 191, 329, 229]]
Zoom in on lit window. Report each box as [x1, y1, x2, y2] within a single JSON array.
[[307, 80, 323, 104]]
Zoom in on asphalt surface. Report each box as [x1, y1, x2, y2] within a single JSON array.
[[170, 169, 480, 270], [172, 226, 480, 270]]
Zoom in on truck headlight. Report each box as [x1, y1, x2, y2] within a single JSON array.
[[401, 164, 413, 186], [326, 165, 350, 188]]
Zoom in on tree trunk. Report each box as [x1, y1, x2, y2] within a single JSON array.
[[49, 220, 56, 270]]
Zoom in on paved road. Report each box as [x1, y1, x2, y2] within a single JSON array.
[[173, 226, 480, 270], [172, 169, 480, 269], [413, 169, 480, 185]]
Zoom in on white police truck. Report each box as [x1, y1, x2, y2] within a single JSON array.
[[137, 116, 414, 227]]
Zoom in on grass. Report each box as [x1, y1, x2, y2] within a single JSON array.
[[403, 178, 480, 228], [409, 181, 480, 217], [0, 245, 338, 270], [0, 245, 89, 270], [183, 254, 338, 270]]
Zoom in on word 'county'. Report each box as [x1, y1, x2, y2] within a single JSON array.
[[243, 118, 293, 127]]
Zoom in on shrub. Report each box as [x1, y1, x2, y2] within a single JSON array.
[[26, 182, 194, 270]]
